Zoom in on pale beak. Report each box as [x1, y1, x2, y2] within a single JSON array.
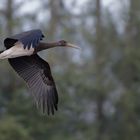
[[66, 43, 80, 50]]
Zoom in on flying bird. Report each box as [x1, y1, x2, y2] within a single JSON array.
[[0, 29, 79, 115]]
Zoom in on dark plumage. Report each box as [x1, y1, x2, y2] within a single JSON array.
[[4, 29, 44, 49], [0, 29, 79, 115]]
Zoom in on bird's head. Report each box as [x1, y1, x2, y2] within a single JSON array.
[[35, 40, 80, 52], [58, 40, 80, 49]]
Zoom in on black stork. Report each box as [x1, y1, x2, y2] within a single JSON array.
[[0, 29, 79, 115]]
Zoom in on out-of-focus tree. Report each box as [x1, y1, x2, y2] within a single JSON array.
[[0, 116, 31, 140], [112, 0, 140, 140]]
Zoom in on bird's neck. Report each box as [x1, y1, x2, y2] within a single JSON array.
[[34, 42, 61, 53]]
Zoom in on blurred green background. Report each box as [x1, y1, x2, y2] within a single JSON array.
[[0, 0, 140, 140]]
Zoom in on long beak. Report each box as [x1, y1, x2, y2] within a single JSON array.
[[66, 43, 80, 50]]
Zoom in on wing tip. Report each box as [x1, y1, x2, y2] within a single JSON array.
[[35, 93, 58, 115]]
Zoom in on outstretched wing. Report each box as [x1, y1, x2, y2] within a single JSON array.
[[4, 29, 44, 49], [8, 54, 58, 115]]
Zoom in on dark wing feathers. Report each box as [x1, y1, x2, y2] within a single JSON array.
[[4, 29, 44, 49], [8, 54, 58, 115]]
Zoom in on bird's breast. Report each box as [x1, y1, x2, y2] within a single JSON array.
[[0, 42, 34, 59]]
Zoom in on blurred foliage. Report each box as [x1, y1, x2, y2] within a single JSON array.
[[0, 0, 140, 140], [0, 116, 31, 140]]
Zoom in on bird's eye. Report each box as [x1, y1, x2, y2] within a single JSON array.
[[60, 40, 67, 46]]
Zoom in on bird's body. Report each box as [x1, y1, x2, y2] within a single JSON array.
[[0, 29, 79, 115], [0, 42, 34, 59]]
